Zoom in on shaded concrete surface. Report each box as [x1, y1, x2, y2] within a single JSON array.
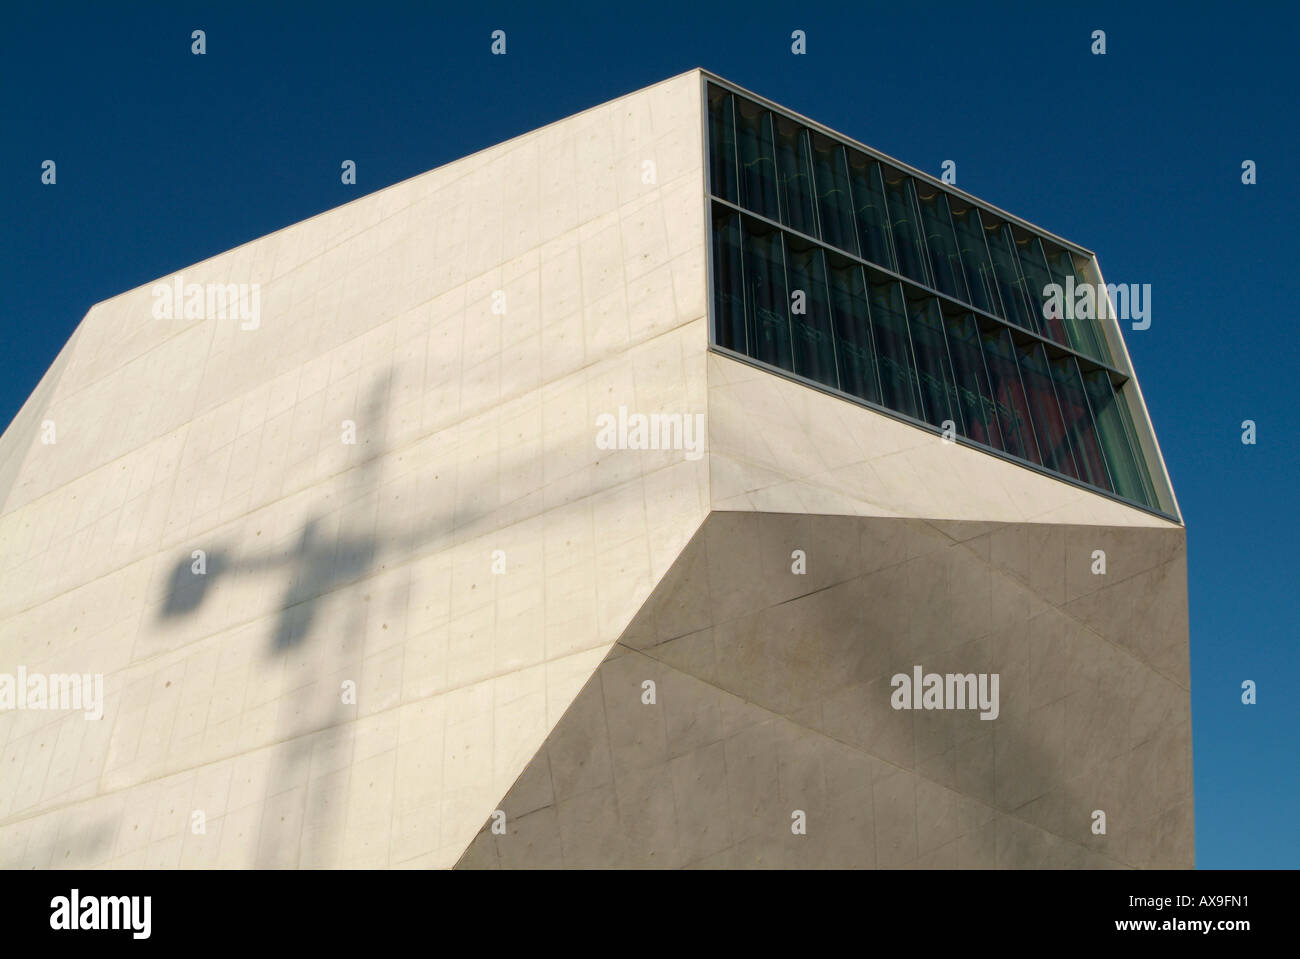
[[458, 511, 1192, 868]]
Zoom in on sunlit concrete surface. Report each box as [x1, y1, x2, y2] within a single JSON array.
[[0, 69, 1190, 869], [460, 512, 1191, 868], [0, 70, 709, 868]]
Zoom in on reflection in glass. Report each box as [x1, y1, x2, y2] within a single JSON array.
[[917, 184, 969, 301], [707, 85, 738, 203], [1050, 356, 1112, 491], [868, 278, 922, 419], [775, 115, 817, 236], [1017, 342, 1080, 479], [1082, 371, 1153, 506], [826, 254, 881, 404], [812, 134, 857, 255], [983, 214, 1037, 333], [736, 99, 780, 220], [950, 202, 1000, 316], [882, 169, 930, 285], [1016, 232, 1067, 344], [982, 328, 1041, 463], [711, 206, 746, 353], [945, 313, 1004, 450], [907, 295, 962, 430], [1043, 241, 1111, 364], [741, 215, 791, 370], [704, 84, 1168, 514], [786, 237, 838, 389], [1112, 384, 1159, 507], [847, 152, 896, 271]]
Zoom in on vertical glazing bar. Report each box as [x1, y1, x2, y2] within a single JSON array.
[[1058, 355, 1116, 493], [847, 151, 899, 272], [706, 85, 739, 204], [1112, 383, 1160, 508]]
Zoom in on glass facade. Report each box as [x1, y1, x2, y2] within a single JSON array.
[[705, 80, 1170, 515]]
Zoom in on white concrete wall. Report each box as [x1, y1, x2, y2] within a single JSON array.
[[0, 70, 710, 867], [707, 352, 1179, 529]]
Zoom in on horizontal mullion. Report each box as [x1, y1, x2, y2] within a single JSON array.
[[703, 72, 1096, 260], [708, 341, 1176, 523], [709, 195, 1130, 382]]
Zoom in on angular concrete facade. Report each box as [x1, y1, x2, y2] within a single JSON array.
[[459, 512, 1191, 868], [0, 70, 1190, 869]]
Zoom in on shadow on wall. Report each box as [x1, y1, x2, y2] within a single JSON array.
[[19, 819, 117, 870], [147, 372, 434, 866], [159, 377, 395, 649], [143, 366, 568, 867]]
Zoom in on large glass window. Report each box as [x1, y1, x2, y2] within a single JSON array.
[[907, 294, 962, 431], [775, 115, 817, 236], [1017, 341, 1080, 479], [812, 134, 857, 255], [1082, 371, 1155, 506], [707, 86, 738, 204], [1042, 240, 1112, 365], [981, 327, 1040, 464], [945, 313, 1004, 451], [882, 169, 930, 285], [982, 213, 1037, 334], [735, 98, 780, 221], [1015, 231, 1067, 344], [705, 82, 1167, 515], [786, 237, 838, 389], [1111, 388, 1160, 508], [826, 253, 881, 404], [868, 277, 922, 419], [741, 215, 790, 370], [1051, 356, 1112, 492], [847, 152, 896, 271], [916, 184, 968, 302], [712, 206, 746, 353], [950, 201, 1000, 316]]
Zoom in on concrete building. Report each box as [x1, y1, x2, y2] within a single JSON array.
[[0, 69, 1191, 869]]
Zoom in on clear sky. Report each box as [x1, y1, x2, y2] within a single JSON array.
[[2, 1, 1296, 868]]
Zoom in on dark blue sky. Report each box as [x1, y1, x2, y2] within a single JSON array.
[[2, 2, 1296, 868]]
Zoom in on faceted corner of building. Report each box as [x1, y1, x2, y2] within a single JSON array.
[[458, 511, 1191, 869]]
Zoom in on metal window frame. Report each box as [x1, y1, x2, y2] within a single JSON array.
[[929, 295, 968, 438], [1085, 255, 1181, 518], [948, 196, 1007, 323], [713, 195, 1129, 381], [698, 71, 1181, 524], [1062, 352, 1120, 495], [916, 183, 973, 305], [983, 324, 1045, 466], [826, 251, 885, 406], [946, 307, 1008, 453], [703, 72, 1098, 255], [1016, 338, 1083, 482], [712, 201, 1174, 518]]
